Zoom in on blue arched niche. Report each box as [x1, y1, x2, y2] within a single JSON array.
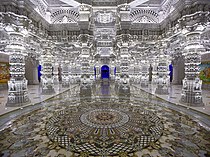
[[169, 64, 173, 82], [101, 65, 110, 79], [38, 65, 42, 82], [94, 66, 96, 79]]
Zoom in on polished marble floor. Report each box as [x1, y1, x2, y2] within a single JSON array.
[[0, 84, 73, 115], [0, 82, 210, 157], [136, 84, 210, 116]]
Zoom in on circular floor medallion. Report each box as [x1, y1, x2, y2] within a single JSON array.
[[80, 109, 129, 128], [46, 102, 164, 156]]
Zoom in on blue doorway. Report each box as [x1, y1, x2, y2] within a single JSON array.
[[94, 66, 96, 79], [169, 64, 173, 82], [38, 65, 42, 82], [101, 65, 110, 79]]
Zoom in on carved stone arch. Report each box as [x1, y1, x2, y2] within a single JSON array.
[[50, 9, 79, 24], [130, 9, 159, 23], [134, 15, 157, 23]]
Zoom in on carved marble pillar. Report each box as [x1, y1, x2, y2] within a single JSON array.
[[80, 45, 91, 81], [180, 31, 205, 106], [155, 54, 170, 95], [140, 60, 149, 88], [41, 43, 55, 94], [132, 62, 139, 84], [94, 62, 100, 80], [134, 63, 140, 84], [78, 34, 92, 84], [89, 60, 95, 82], [61, 60, 70, 88], [69, 62, 73, 84], [6, 32, 30, 106], [53, 61, 59, 85], [178, 12, 209, 106], [110, 61, 115, 81], [151, 58, 159, 84], [69, 62, 77, 84], [115, 60, 121, 82], [119, 43, 130, 84]]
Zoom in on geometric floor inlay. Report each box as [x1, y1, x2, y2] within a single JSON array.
[[1, 84, 210, 157], [46, 101, 164, 156]]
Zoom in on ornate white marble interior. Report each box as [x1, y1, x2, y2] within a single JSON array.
[[0, 0, 210, 156]]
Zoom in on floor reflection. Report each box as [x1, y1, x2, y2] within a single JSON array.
[[100, 82, 110, 96], [0, 83, 210, 157]]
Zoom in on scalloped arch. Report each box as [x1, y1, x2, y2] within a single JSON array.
[[134, 15, 157, 23], [130, 9, 159, 23], [51, 9, 79, 24]]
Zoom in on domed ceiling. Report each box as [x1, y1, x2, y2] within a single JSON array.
[[28, 0, 173, 25]]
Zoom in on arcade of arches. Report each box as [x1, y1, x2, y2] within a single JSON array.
[[0, 0, 210, 156]]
